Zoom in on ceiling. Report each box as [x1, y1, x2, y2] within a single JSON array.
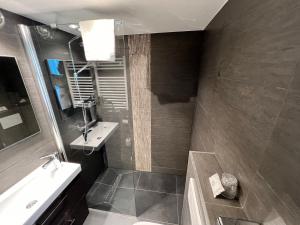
[[0, 0, 227, 35]]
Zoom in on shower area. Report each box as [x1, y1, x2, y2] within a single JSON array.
[[19, 21, 184, 225]]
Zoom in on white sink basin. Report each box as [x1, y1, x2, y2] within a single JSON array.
[[0, 161, 81, 225], [70, 122, 119, 151]]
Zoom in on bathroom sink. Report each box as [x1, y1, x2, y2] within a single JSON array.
[[0, 161, 81, 225], [70, 122, 119, 151]]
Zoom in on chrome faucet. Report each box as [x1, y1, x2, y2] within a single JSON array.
[[40, 152, 61, 169]]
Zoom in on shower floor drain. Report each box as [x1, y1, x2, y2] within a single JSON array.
[[26, 200, 38, 209]]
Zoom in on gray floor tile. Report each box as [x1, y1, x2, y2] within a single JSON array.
[[135, 190, 178, 224], [87, 181, 101, 197], [137, 172, 177, 194], [96, 168, 118, 185], [111, 188, 136, 216], [89, 168, 181, 224], [118, 171, 140, 189], [87, 183, 113, 207], [113, 168, 133, 174], [91, 202, 113, 211], [176, 176, 186, 194], [177, 195, 183, 224]]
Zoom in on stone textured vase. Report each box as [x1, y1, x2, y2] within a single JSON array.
[[221, 173, 238, 200]]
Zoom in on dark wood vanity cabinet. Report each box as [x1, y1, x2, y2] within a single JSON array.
[[36, 174, 89, 225]]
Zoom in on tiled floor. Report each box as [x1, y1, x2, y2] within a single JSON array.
[[86, 168, 185, 225]]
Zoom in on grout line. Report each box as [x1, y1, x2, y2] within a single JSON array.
[[190, 151, 216, 155], [135, 187, 179, 196], [135, 171, 141, 189], [117, 187, 135, 190], [175, 175, 178, 195], [241, 189, 250, 209], [205, 202, 244, 209], [107, 174, 122, 203], [176, 194, 180, 225], [94, 181, 113, 186], [95, 172, 184, 196], [92, 170, 183, 206]]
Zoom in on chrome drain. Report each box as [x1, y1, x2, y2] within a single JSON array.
[[26, 200, 38, 209]]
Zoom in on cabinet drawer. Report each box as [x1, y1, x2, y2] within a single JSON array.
[[36, 195, 68, 225]]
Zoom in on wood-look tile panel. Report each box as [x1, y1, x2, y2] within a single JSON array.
[[128, 34, 151, 171]]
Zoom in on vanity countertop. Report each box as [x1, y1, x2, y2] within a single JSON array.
[[0, 161, 81, 225], [183, 152, 247, 225], [70, 122, 119, 151]]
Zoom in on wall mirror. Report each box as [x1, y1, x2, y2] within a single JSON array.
[[0, 56, 40, 150]]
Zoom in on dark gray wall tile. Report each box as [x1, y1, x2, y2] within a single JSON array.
[[150, 32, 202, 174], [137, 171, 177, 194], [258, 91, 300, 219], [151, 166, 186, 176], [135, 190, 179, 224], [191, 0, 300, 223]]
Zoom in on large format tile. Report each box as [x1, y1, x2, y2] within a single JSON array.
[[191, 0, 300, 223], [151, 124, 193, 151], [137, 172, 177, 194], [89, 170, 181, 224], [150, 32, 200, 176], [118, 171, 140, 189], [244, 173, 299, 225], [176, 176, 186, 195], [96, 168, 137, 188], [152, 166, 186, 176], [151, 96, 195, 129], [135, 190, 178, 224], [111, 188, 136, 216], [258, 92, 300, 214], [86, 183, 113, 207], [177, 195, 184, 224], [151, 151, 189, 172]]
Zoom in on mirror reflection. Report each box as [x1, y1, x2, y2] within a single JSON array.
[[0, 56, 40, 150]]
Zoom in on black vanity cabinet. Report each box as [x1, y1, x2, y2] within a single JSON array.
[[36, 174, 89, 225]]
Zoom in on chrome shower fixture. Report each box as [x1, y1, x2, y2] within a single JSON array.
[[35, 25, 55, 40], [80, 96, 97, 132]]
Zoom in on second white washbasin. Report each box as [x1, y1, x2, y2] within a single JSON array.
[[69, 122, 119, 151]]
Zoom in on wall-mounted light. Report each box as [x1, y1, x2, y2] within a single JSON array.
[[79, 19, 115, 61]]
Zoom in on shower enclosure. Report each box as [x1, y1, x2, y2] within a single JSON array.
[[19, 21, 185, 225], [19, 22, 137, 215]]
